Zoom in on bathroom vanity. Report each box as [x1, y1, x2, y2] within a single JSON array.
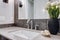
[[0, 27, 60, 40], [0, 35, 9, 40]]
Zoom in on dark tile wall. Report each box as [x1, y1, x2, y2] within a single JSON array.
[[33, 19, 48, 30], [15, 19, 48, 29], [0, 24, 14, 28], [15, 19, 27, 28], [15, 19, 60, 32]]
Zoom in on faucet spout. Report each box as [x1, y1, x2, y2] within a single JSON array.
[[27, 19, 31, 24], [27, 19, 33, 29]]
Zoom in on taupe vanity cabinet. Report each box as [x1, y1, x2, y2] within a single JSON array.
[[0, 35, 10, 40]]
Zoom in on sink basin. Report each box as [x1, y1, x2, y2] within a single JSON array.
[[11, 30, 40, 40]]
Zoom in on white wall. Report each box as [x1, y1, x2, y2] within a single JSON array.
[[18, 0, 34, 19], [18, 0, 28, 19], [27, 0, 34, 19], [0, 0, 14, 24], [34, 0, 49, 19]]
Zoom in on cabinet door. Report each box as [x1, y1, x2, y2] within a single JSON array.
[[0, 35, 1, 40], [0, 35, 10, 40]]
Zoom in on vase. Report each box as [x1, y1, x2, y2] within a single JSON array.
[[48, 19, 59, 35]]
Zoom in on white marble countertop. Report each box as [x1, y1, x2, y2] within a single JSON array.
[[0, 27, 60, 40]]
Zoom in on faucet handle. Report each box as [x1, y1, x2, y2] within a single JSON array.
[[27, 19, 31, 23], [35, 24, 39, 30]]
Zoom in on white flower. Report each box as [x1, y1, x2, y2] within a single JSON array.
[[55, 1, 58, 4], [51, 1, 58, 6], [45, 1, 60, 10], [51, 2, 56, 6], [57, 2, 60, 6], [56, 6, 59, 9]]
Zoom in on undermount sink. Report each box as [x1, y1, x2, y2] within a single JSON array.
[[11, 30, 40, 40]]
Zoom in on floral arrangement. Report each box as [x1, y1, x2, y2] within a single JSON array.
[[45, 1, 60, 19]]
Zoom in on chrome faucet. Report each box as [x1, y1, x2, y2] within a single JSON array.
[[27, 19, 31, 29], [27, 19, 33, 29], [30, 20, 33, 29], [27, 19, 39, 30]]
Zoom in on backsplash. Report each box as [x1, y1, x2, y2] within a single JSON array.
[[15, 19, 60, 32], [33, 19, 48, 30], [15, 19, 27, 28], [15, 19, 48, 29], [0, 24, 13, 28]]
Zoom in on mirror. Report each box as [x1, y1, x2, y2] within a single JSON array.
[[18, 0, 60, 19]]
